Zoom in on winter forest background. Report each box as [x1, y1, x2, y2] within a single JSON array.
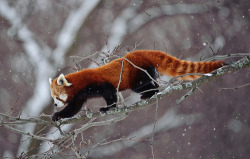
[[0, 0, 250, 158]]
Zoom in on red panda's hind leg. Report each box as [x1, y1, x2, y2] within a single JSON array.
[[131, 67, 159, 99], [98, 83, 117, 113]]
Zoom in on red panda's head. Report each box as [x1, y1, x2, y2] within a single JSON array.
[[49, 74, 72, 107]]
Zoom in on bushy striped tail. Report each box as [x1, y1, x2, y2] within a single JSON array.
[[139, 50, 224, 80], [156, 54, 224, 80], [163, 60, 224, 80]]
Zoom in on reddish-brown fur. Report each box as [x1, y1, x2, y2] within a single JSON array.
[[51, 50, 224, 103]]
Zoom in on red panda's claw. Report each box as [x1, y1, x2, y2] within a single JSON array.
[[52, 113, 61, 122], [99, 107, 108, 114], [99, 106, 116, 115]]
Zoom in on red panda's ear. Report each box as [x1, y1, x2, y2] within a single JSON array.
[[49, 78, 52, 85], [57, 74, 72, 86]]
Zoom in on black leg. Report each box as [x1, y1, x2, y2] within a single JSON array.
[[131, 67, 159, 99], [52, 82, 117, 121], [85, 82, 117, 113], [99, 83, 117, 113]]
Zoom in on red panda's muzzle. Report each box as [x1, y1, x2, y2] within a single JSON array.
[[53, 96, 67, 108]]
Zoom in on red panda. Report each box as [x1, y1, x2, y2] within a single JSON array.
[[49, 50, 224, 121]]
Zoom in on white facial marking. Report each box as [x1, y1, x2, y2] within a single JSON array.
[[59, 94, 68, 101], [53, 97, 65, 107]]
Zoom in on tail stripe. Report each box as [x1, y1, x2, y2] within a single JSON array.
[[203, 62, 208, 73], [182, 61, 188, 73], [172, 60, 180, 76], [197, 62, 203, 73], [190, 63, 195, 73], [173, 60, 181, 68], [166, 57, 173, 63], [206, 62, 212, 73], [178, 61, 188, 74]]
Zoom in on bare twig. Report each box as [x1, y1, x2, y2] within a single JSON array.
[[119, 56, 160, 85], [217, 83, 250, 92], [1, 124, 54, 142], [116, 60, 124, 105], [206, 41, 220, 56], [112, 35, 129, 54], [7, 97, 19, 115], [130, 39, 144, 52], [176, 87, 197, 104], [203, 53, 250, 61], [70, 51, 105, 63], [142, 9, 151, 17], [0, 113, 52, 125], [87, 58, 100, 67], [151, 93, 159, 159], [72, 58, 81, 71], [163, 42, 168, 53]]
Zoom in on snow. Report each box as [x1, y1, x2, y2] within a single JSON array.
[[228, 119, 243, 133], [89, 108, 201, 157]]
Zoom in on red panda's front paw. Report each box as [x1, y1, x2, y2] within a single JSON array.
[[52, 113, 61, 122], [99, 107, 109, 114], [99, 105, 116, 114]]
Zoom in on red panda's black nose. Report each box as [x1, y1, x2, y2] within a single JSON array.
[[54, 103, 57, 107]]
